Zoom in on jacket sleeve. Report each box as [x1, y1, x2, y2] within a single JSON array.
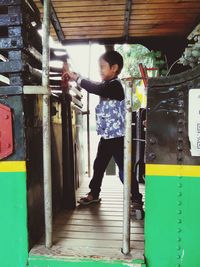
[[79, 78, 124, 100]]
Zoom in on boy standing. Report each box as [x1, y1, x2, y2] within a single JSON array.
[[66, 50, 143, 217]]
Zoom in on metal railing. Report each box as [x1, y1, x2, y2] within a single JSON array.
[[42, 0, 52, 248], [122, 84, 132, 254]]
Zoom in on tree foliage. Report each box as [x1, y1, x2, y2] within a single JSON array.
[[116, 44, 166, 81], [115, 44, 166, 110]]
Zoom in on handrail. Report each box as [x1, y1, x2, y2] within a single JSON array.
[[122, 84, 132, 255], [42, 0, 52, 249]]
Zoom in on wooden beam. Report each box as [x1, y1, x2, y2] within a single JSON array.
[[133, 0, 200, 3], [62, 25, 124, 32], [40, 0, 64, 41], [51, 0, 126, 7], [60, 21, 124, 27], [59, 15, 124, 23], [132, 2, 200, 9], [131, 8, 200, 15], [124, 0, 132, 40], [62, 30, 123, 37], [50, 2, 65, 41], [62, 34, 123, 40], [53, 5, 125, 12], [50, 10, 125, 18], [129, 13, 197, 20]]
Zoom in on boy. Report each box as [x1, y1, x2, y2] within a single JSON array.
[[65, 50, 143, 217]]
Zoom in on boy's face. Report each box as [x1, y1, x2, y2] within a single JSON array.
[[99, 58, 119, 81]]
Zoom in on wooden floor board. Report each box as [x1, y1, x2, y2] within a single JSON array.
[[53, 225, 144, 233], [30, 175, 145, 260]]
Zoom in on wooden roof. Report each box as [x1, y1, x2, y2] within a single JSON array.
[[34, 0, 200, 44]]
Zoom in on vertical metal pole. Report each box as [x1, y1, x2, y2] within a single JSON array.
[[87, 42, 91, 177], [42, 0, 52, 248], [122, 84, 132, 255]]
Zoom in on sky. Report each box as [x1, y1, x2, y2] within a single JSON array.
[[65, 44, 106, 126], [64, 44, 106, 172], [65, 44, 105, 80]]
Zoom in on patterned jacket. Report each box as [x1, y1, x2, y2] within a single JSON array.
[[95, 98, 125, 139], [77, 76, 125, 139]]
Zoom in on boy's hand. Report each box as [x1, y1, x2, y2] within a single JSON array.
[[143, 120, 147, 127], [63, 71, 78, 81]]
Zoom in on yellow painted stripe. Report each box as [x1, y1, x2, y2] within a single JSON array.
[[0, 161, 26, 172], [146, 164, 200, 177]]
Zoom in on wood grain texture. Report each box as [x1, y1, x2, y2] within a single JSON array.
[[30, 176, 145, 260], [34, 0, 199, 41]]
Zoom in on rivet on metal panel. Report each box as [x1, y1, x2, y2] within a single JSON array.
[[177, 154, 183, 161], [149, 137, 156, 145], [177, 146, 183, 151], [178, 183, 182, 188], [148, 153, 156, 161], [11, 40, 17, 47], [178, 119, 184, 124], [178, 109, 184, 115], [178, 137, 183, 142], [177, 201, 182, 206], [178, 91, 184, 97], [10, 16, 17, 23], [178, 100, 184, 107]]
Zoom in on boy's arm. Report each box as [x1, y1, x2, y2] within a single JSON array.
[[64, 71, 124, 100], [79, 77, 124, 100]]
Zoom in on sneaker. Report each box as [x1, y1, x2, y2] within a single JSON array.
[[78, 192, 101, 205], [131, 201, 144, 220]]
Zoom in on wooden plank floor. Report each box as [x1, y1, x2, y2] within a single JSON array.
[[30, 175, 145, 260]]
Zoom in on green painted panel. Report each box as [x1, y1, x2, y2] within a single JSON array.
[[145, 175, 178, 267], [0, 172, 28, 267], [145, 174, 200, 267], [28, 255, 144, 267], [181, 177, 200, 267]]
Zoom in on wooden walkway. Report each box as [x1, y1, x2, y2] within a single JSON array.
[[30, 175, 144, 261]]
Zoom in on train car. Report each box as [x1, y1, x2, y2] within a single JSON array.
[[0, 1, 200, 267]]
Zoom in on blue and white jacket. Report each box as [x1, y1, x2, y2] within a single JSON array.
[[95, 97, 125, 139], [77, 76, 125, 139]]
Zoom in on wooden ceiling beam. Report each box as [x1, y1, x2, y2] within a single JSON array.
[[124, 0, 132, 41], [132, 2, 200, 9], [40, 0, 64, 41], [51, 0, 125, 7], [58, 16, 124, 23]]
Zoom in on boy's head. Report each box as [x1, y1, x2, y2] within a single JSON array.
[[99, 50, 123, 81]]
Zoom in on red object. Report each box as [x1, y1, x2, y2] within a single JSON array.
[[0, 103, 13, 159], [139, 63, 158, 88], [61, 62, 70, 92]]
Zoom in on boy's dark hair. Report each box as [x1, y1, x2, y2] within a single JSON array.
[[100, 50, 123, 74]]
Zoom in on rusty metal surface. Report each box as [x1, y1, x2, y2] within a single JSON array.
[[61, 93, 76, 209], [0, 103, 13, 159], [146, 64, 200, 165], [0, 95, 25, 160]]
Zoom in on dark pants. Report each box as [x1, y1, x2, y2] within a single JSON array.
[[89, 137, 142, 202]]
